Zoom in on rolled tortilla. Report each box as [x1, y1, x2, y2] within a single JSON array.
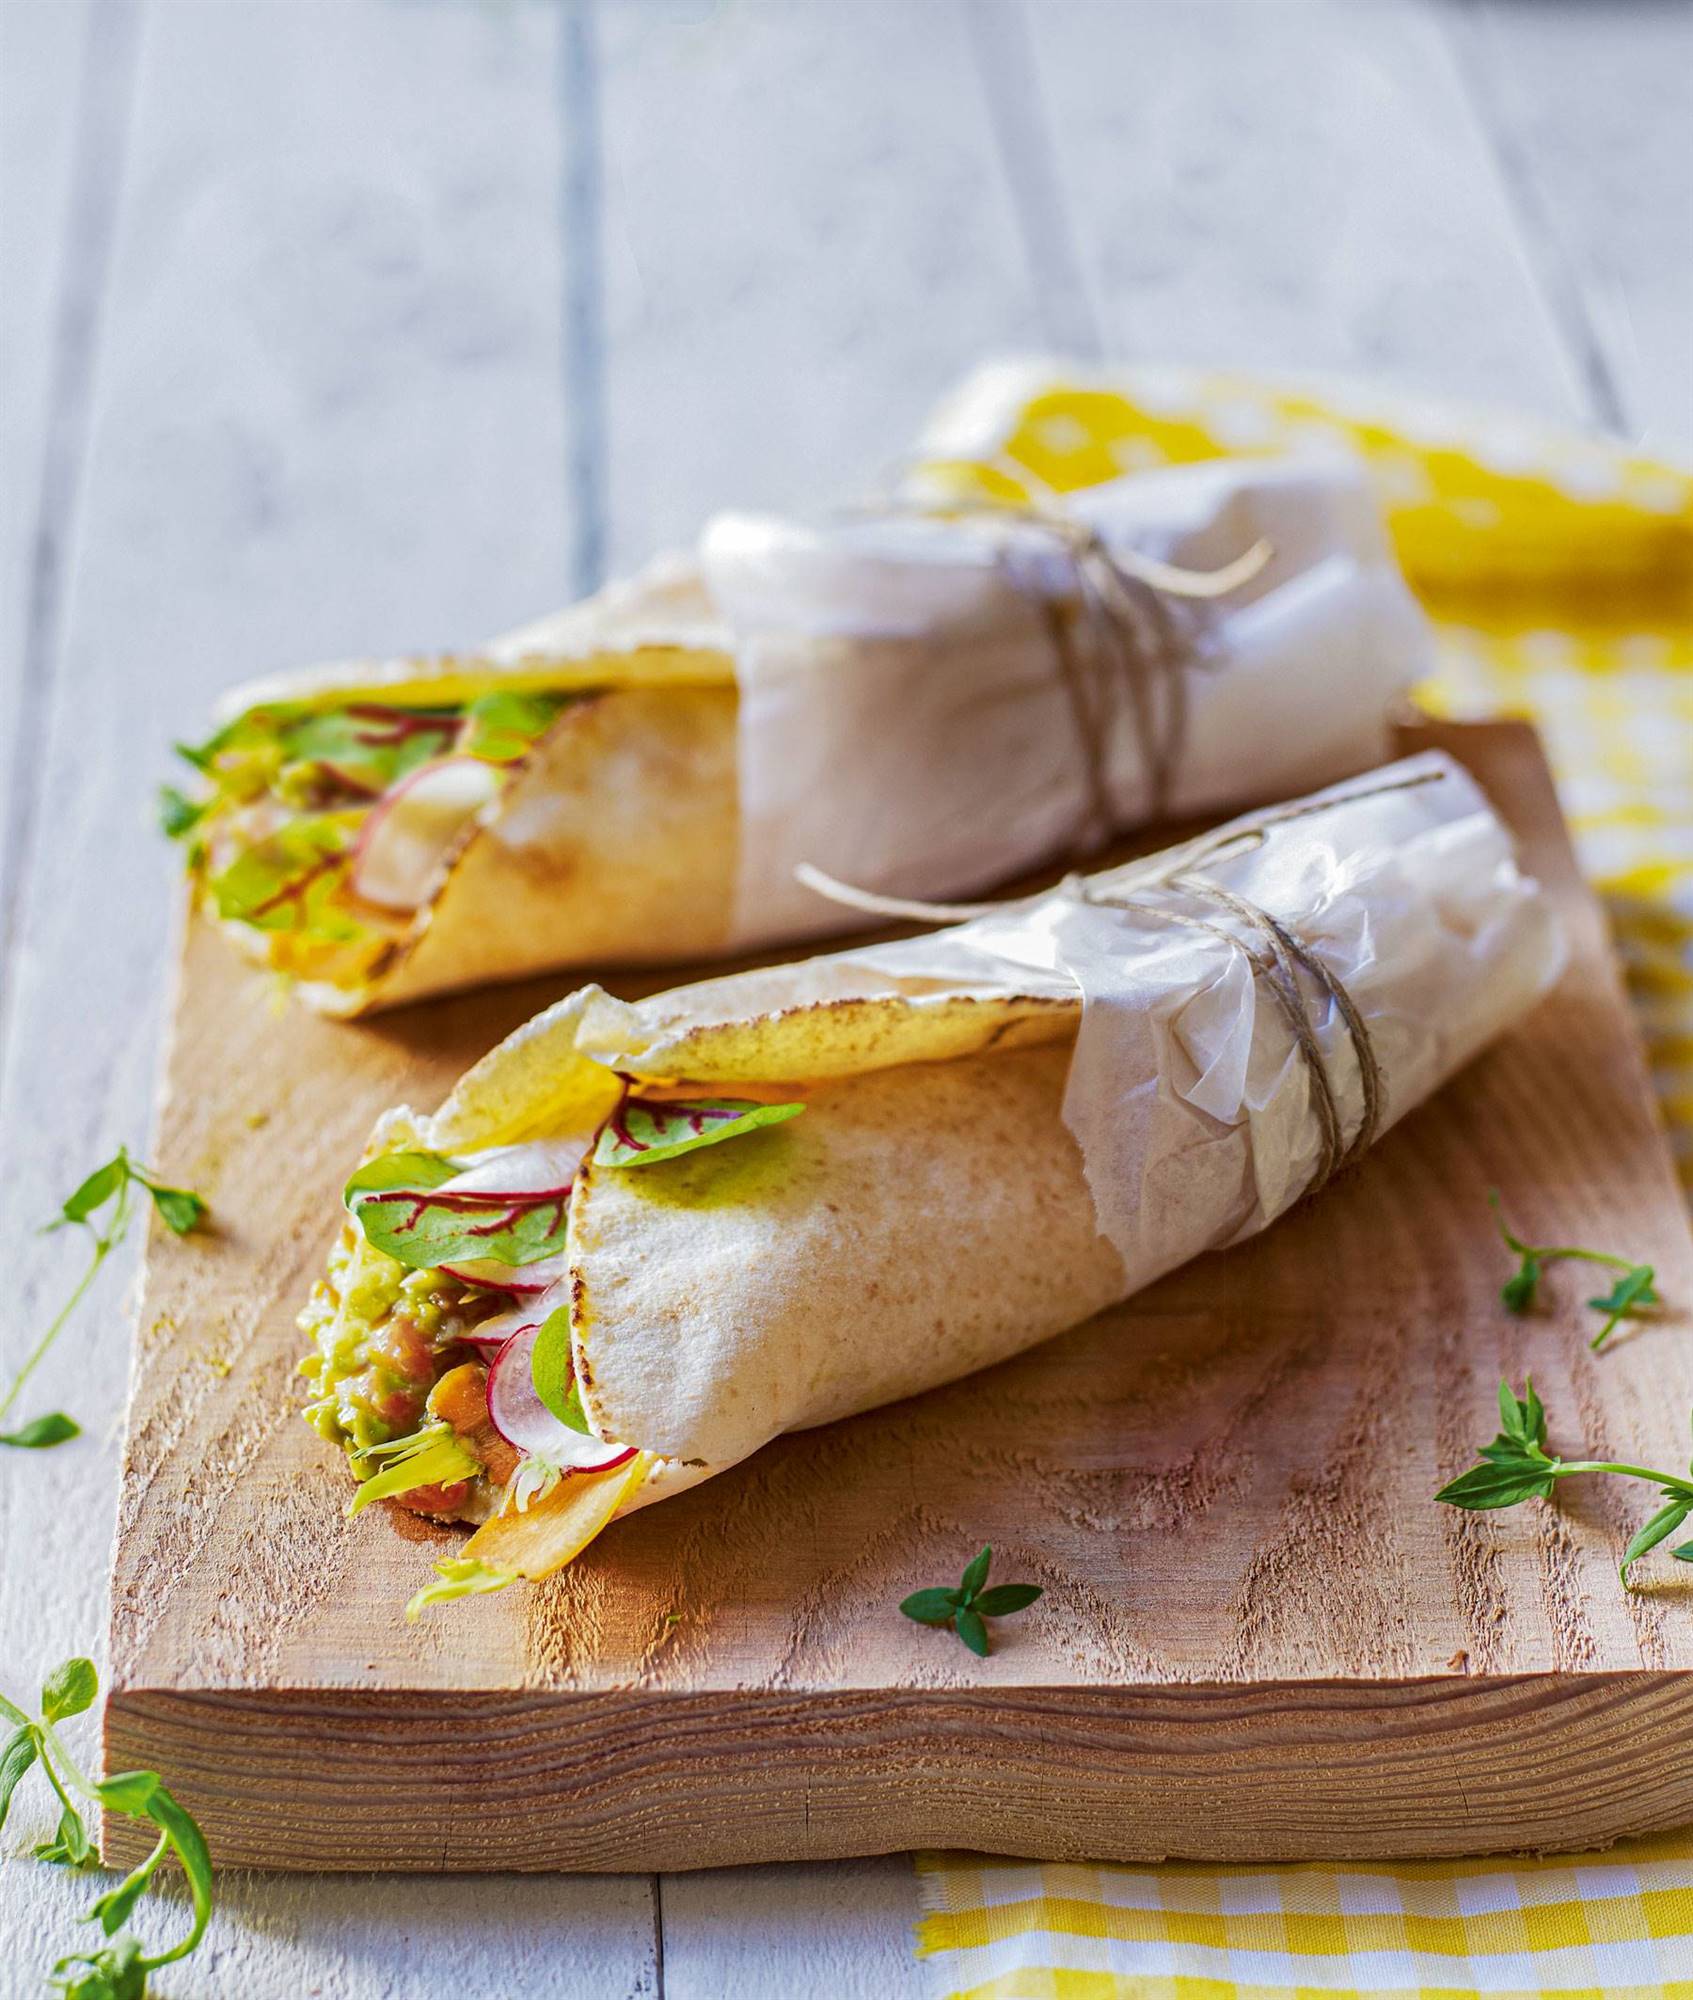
[[305, 751, 1564, 1601], [183, 454, 1428, 1013]]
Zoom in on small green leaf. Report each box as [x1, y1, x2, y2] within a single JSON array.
[[1622, 1497, 1693, 1576], [93, 1770, 160, 1817], [158, 785, 207, 841], [49, 1933, 147, 2000], [36, 1798, 96, 1868], [405, 1557, 521, 1621], [0, 1726, 39, 1830], [973, 1583, 1043, 1617], [1501, 1253, 1540, 1314], [1586, 1265, 1660, 1349], [60, 1155, 127, 1226], [899, 1588, 963, 1626], [143, 1182, 207, 1237], [86, 1853, 160, 1938], [42, 1657, 98, 1723], [1673, 1540, 1693, 1563], [594, 1097, 805, 1169], [0, 1411, 80, 1448], [958, 1544, 992, 1602], [954, 1608, 990, 1657], [1436, 1460, 1558, 1510], [531, 1306, 589, 1433]]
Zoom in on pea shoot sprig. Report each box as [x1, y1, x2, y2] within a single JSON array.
[[1491, 1193, 1658, 1351], [1, 1658, 214, 1998], [0, 1150, 207, 1450], [1438, 1379, 1693, 1584], [900, 1545, 1043, 1657]]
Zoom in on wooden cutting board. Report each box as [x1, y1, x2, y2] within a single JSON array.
[[105, 718, 1693, 1871]]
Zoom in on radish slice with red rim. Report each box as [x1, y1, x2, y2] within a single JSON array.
[[435, 1139, 589, 1201], [349, 756, 501, 911], [485, 1321, 634, 1469], [458, 1307, 537, 1359], [440, 1249, 570, 1296]]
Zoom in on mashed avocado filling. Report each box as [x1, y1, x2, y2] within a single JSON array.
[[163, 688, 577, 986]]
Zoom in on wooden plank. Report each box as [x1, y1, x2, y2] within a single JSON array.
[[0, 0, 654, 1981], [103, 719, 1693, 1868], [595, 0, 1043, 575], [1023, 0, 1586, 416], [1449, 0, 1693, 454]]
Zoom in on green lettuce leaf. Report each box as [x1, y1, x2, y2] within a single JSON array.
[[530, 1304, 590, 1433], [594, 1097, 805, 1168]]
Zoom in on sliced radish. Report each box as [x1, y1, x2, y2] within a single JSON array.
[[458, 1307, 538, 1359], [485, 1322, 635, 1470], [440, 1249, 570, 1296], [349, 756, 501, 911], [434, 1139, 589, 1202]]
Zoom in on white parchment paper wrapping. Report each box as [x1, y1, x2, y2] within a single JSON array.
[[840, 750, 1566, 1277], [704, 453, 1431, 947]]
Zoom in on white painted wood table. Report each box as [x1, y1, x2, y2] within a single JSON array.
[[0, 2, 1686, 1993]]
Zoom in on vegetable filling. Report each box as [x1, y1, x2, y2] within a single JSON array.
[[300, 1090, 807, 1540], [164, 689, 579, 985]]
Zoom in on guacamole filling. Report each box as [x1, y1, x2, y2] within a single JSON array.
[[163, 689, 579, 987]]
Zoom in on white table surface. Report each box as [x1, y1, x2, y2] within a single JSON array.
[[0, 1, 1687, 1993]]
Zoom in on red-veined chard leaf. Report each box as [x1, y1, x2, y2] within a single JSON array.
[[348, 1163, 572, 1270], [594, 1097, 805, 1168], [206, 813, 363, 938]]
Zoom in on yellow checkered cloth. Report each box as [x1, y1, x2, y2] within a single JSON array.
[[909, 364, 1693, 1999]]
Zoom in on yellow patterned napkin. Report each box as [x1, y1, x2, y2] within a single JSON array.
[[908, 362, 1693, 1999]]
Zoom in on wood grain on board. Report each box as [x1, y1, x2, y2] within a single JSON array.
[[104, 718, 1693, 1870]]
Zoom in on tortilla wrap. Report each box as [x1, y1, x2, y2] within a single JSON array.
[[195, 454, 1427, 1014], [311, 752, 1564, 1594]]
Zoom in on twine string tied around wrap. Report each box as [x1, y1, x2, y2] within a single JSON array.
[[796, 767, 1449, 1200], [879, 457, 1272, 835]]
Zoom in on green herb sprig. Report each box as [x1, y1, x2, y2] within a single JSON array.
[[1438, 1379, 1693, 1584], [0, 1658, 214, 1997], [0, 1150, 208, 1449], [1491, 1193, 1658, 1350], [900, 1545, 1043, 1657]]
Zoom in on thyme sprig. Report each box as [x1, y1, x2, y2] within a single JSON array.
[[1, 1658, 214, 1998], [1438, 1379, 1693, 1584], [1491, 1193, 1658, 1350], [0, 1150, 208, 1449], [901, 1545, 1042, 1657]]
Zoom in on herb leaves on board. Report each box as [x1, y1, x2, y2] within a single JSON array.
[[1438, 1379, 1693, 1584], [900, 1546, 1043, 1657], [593, 1097, 805, 1169], [1, 1657, 214, 1998], [1491, 1193, 1659, 1350], [0, 1150, 208, 1450]]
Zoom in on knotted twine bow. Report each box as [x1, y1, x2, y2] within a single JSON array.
[[891, 458, 1271, 835], [798, 766, 1449, 1201]]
